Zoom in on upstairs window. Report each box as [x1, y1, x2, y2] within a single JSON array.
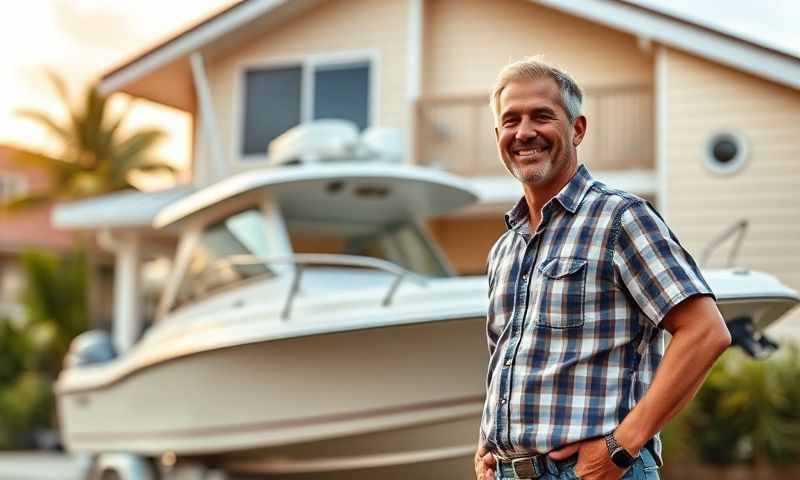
[[240, 59, 373, 159]]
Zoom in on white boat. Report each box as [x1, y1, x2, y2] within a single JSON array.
[[55, 127, 799, 480]]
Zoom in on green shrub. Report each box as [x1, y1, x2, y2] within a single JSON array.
[[0, 249, 89, 449], [663, 345, 800, 464]]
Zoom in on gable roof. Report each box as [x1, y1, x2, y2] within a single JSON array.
[[99, 0, 800, 110]]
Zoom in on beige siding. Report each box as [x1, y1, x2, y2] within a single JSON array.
[[422, 0, 654, 172], [424, 0, 652, 94], [663, 49, 800, 336], [428, 216, 507, 275], [206, 0, 409, 173]]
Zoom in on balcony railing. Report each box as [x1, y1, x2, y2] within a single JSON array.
[[415, 84, 654, 177]]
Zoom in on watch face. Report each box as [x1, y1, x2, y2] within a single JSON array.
[[611, 448, 636, 468]]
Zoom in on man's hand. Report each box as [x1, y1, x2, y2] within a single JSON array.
[[474, 446, 496, 480], [549, 437, 625, 480]]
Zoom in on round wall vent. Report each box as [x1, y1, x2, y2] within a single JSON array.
[[704, 132, 748, 174]]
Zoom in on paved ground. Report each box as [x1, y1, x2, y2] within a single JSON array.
[[0, 452, 85, 480]]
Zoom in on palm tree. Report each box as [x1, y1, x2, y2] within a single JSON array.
[[5, 71, 175, 208]]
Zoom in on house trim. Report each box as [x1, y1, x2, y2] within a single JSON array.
[[99, 0, 290, 96], [531, 0, 800, 90], [190, 52, 226, 183], [655, 46, 668, 217], [232, 50, 381, 165], [100, 0, 800, 100], [406, 0, 424, 163], [468, 169, 658, 205]]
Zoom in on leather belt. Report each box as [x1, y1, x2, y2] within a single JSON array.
[[497, 454, 548, 479]]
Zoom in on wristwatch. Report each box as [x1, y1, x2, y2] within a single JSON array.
[[604, 431, 637, 468]]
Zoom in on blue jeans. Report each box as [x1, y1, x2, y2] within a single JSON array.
[[495, 448, 660, 480]]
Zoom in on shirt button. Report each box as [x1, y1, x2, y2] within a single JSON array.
[[500, 397, 507, 405], [521, 272, 529, 281], [504, 359, 512, 367]]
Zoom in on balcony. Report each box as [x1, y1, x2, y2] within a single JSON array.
[[415, 84, 655, 201]]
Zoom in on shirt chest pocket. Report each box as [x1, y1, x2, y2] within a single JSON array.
[[534, 257, 587, 328]]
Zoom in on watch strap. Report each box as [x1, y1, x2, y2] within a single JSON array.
[[604, 431, 637, 468]]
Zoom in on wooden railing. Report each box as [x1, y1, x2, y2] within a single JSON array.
[[415, 85, 654, 176]]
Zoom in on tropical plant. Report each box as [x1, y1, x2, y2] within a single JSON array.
[[18, 249, 89, 376], [662, 345, 800, 465], [0, 249, 89, 449], [4, 71, 174, 208]]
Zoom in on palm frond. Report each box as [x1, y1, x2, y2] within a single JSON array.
[[111, 129, 167, 174], [8, 149, 77, 174], [80, 87, 110, 166], [128, 159, 178, 174], [15, 109, 73, 146], [0, 193, 54, 213], [43, 70, 82, 143]]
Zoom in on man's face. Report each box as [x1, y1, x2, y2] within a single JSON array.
[[495, 77, 585, 187]]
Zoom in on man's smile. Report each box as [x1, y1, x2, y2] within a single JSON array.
[[511, 138, 551, 162]]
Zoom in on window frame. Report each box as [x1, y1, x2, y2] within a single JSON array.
[[234, 50, 380, 164]]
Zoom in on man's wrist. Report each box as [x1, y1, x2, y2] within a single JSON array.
[[612, 423, 644, 456]]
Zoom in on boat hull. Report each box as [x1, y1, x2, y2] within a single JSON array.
[[58, 316, 487, 475]]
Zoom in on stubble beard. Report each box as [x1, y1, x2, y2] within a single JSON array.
[[506, 151, 558, 188]]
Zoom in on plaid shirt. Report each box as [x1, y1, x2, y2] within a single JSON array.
[[480, 164, 714, 462]]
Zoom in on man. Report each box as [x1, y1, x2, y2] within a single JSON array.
[[474, 58, 732, 480]]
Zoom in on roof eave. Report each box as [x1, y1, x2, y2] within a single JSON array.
[[97, 0, 291, 99], [532, 0, 800, 90]]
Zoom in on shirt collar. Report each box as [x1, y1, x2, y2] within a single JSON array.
[[504, 164, 595, 229]]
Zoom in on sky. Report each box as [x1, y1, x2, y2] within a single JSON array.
[[0, 0, 797, 188], [0, 0, 236, 187]]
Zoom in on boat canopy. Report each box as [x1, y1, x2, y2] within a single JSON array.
[[153, 163, 480, 229], [52, 187, 194, 231]]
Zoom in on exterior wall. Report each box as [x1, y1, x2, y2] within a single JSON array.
[[421, 0, 655, 174], [662, 49, 800, 337], [206, 0, 409, 174], [424, 0, 653, 95], [428, 216, 507, 275]]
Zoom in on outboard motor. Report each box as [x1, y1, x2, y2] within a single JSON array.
[[64, 330, 117, 368]]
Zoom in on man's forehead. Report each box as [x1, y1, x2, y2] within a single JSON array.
[[500, 77, 561, 111]]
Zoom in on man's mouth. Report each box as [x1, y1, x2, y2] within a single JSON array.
[[511, 140, 551, 160]]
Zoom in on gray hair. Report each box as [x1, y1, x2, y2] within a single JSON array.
[[490, 57, 583, 125]]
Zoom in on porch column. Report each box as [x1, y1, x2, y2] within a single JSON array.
[[113, 232, 141, 353]]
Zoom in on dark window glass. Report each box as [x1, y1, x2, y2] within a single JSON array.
[[242, 66, 302, 156], [712, 138, 738, 164], [313, 63, 370, 130]]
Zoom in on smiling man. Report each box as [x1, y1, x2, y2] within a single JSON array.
[[474, 58, 732, 480]]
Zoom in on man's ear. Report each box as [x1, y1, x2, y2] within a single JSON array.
[[572, 115, 587, 146]]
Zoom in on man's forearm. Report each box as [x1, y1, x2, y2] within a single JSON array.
[[614, 296, 731, 453]]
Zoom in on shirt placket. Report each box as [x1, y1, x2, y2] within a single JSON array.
[[493, 234, 541, 450], [494, 208, 554, 452]]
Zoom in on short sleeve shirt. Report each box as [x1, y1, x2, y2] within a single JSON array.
[[480, 164, 714, 462]]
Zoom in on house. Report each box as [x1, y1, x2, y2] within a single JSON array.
[[0, 145, 75, 320], [58, 0, 800, 341]]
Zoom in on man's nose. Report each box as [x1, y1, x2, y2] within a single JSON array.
[[515, 117, 537, 141]]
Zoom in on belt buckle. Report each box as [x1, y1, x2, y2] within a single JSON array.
[[511, 456, 543, 479]]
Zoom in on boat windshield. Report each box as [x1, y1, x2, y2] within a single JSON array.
[[286, 218, 451, 277], [172, 206, 451, 309], [174, 208, 274, 307]]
